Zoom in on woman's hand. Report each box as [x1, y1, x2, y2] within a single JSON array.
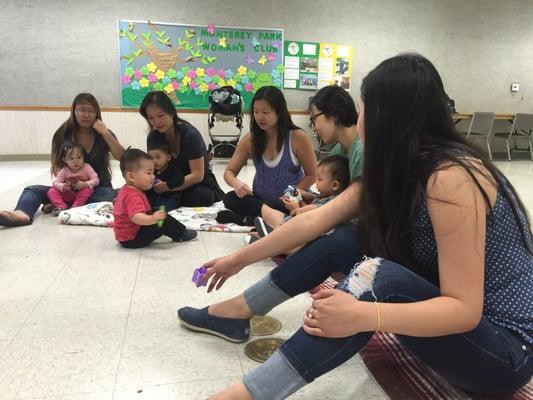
[[201, 255, 243, 292], [303, 289, 368, 338], [234, 180, 252, 198], [92, 119, 110, 136], [153, 181, 169, 194]]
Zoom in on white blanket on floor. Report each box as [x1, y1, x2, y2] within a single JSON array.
[[58, 202, 114, 227], [57, 201, 252, 233], [169, 201, 253, 233]]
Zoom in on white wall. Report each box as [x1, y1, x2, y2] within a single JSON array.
[[0, 0, 532, 112], [0, 110, 315, 156]]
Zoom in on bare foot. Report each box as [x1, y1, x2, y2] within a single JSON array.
[[208, 382, 253, 400], [0, 210, 31, 226], [208, 294, 254, 319]]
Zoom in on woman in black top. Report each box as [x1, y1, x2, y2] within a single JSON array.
[[140, 91, 224, 207], [0, 93, 124, 226]]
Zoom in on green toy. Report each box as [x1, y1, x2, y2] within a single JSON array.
[[157, 205, 166, 228]]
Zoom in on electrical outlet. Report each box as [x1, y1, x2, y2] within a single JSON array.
[[511, 82, 520, 92]]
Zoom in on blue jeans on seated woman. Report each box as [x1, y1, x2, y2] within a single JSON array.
[[15, 184, 116, 221], [241, 226, 533, 399]]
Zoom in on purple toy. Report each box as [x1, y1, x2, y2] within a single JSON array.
[[192, 266, 208, 287]]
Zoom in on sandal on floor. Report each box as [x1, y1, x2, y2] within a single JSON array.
[[42, 203, 54, 214], [0, 212, 31, 227]]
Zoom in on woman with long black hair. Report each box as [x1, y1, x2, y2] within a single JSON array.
[[140, 91, 224, 207], [0, 93, 124, 226], [220, 85, 317, 223], [179, 54, 532, 399]]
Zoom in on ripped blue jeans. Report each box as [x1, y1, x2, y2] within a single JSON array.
[[243, 225, 532, 398]]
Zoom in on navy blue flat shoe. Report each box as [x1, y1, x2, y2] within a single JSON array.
[[177, 306, 250, 343]]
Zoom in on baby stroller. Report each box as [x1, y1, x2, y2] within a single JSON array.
[[207, 86, 244, 158]]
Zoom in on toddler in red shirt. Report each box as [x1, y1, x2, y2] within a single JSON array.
[[113, 148, 197, 248]]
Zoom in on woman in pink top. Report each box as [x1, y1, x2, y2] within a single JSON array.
[[47, 141, 99, 215]]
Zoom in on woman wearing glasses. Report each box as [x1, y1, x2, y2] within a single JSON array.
[[220, 86, 317, 225], [310, 84, 363, 180], [0, 93, 124, 226]]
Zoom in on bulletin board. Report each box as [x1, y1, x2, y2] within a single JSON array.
[[283, 41, 353, 90], [118, 20, 284, 109]]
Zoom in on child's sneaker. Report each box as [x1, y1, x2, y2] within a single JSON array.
[[254, 217, 273, 238], [176, 229, 198, 242]]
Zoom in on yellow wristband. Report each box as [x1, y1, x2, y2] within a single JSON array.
[[375, 302, 381, 332]]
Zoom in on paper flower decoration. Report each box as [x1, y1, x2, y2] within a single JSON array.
[[267, 52, 276, 62], [167, 69, 177, 79], [206, 67, 216, 77], [219, 37, 227, 47], [237, 65, 247, 76], [164, 83, 175, 94], [147, 62, 157, 73], [182, 76, 191, 85], [207, 24, 215, 35], [258, 55, 267, 65], [134, 69, 143, 80], [244, 82, 253, 92], [139, 77, 150, 88], [217, 69, 226, 79], [125, 67, 134, 76], [131, 80, 141, 90], [227, 79, 236, 87], [200, 82, 209, 92], [172, 80, 180, 90], [245, 55, 255, 65], [207, 82, 218, 91], [121, 74, 131, 84], [196, 68, 205, 77], [187, 69, 197, 79], [148, 72, 157, 83], [155, 69, 165, 80]]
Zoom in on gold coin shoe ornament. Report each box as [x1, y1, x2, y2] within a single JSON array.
[[250, 315, 282, 336], [244, 338, 286, 363]]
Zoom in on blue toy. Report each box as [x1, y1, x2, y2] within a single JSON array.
[[284, 185, 302, 203]]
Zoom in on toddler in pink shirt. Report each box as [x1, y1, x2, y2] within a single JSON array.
[[47, 141, 99, 215]]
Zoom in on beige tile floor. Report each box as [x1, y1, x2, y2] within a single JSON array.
[[0, 159, 386, 400], [0, 159, 531, 400]]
